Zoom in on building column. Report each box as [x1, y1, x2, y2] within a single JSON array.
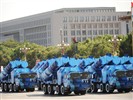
[[19, 29, 24, 42]]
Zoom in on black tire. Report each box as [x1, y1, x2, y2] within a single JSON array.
[[4, 83, 9, 92], [74, 91, 80, 95], [20, 89, 24, 92], [47, 84, 54, 95], [38, 81, 42, 90], [11, 84, 14, 92], [13, 84, 19, 92], [105, 83, 114, 93], [30, 88, 35, 92], [80, 90, 86, 95], [87, 88, 91, 93], [43, 84, 48, 95], [1, 83, 5, 92], [60, 85, 68, 95], [100, 83, 106, 93], [26, 88, 30, 92], [56, 85, 61, 95], [118, 89, 123, 93], [124, 88, 131, 93], [91, 83, 98, 93]]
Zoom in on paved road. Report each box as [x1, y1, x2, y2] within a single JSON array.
[[0, 89, 132, 100]]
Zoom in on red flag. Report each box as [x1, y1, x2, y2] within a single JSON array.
[[72, 37, 77, 43], [131, 2, 133, 7]]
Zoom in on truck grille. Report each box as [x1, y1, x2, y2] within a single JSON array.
[[20, 73, 37, 78]]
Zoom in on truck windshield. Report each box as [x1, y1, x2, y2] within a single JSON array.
[[116, 71, 126, 78], [70, 72, 89, 79], [20, 73, 36, 78], [70, 73, 80, 79], [126, 70, 133, 77], [81, 72, 89, 79]]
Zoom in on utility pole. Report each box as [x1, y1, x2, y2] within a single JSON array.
[[108, 35, 122, 56], [20, 45, 30, 61], [57, 29, 69, 55]]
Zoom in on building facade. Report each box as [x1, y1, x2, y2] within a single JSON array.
[[0, 7, 131, 46]]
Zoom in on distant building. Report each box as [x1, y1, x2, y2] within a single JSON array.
[[0, 7, 131, 46]]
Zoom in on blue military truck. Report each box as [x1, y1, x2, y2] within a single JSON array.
[[41, 57, 90, 95], [0, 59, 36, 92], [85, 55, 133, 93]]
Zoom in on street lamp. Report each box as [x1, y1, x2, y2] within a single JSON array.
[[20, 45, 30, 61], [57, 29, 69, 55], [108, 35, 122, 56]]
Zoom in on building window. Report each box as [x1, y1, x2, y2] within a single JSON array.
[[115, 29, 119, 34], [63, 17, 67, 22], [64, 37, 68, 43], [85, 16, 89, 22], [96, 16, 100, 22], [77, 30, 81, 35], [74, 16, 78, 22], [98, 24, 103, 28], [80, 16, 84, 22], [107, 16, 111, 21], [69, 17, 73, 22], [109, 30, 113, 35], [82, 30, 86, 35], [93, 30, 97, 35], [99, 30, 103, 35], [63, 24, 67, 29], [82, 37, 87, 41], [104, 30, 108, 34], [93, 24, 97, 28], [71, 30, 75, 36], [114, 23, 119, 28], [64, 31, 68, 36], [104, 23, 108, 28], [71, 24, 75, 29], [102, 16, 106, 21], [112, 16, 116, 21], [82, 24, 86, 29], [88, 30, 92, 35], [77, 37, 81, 42], [109, 23, 113, 28], [91, 16, 95, 22], [87, 24, 92, 29], [76, 24, 81, 29]]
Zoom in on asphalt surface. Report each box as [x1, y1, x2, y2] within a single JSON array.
[[0, 89, 132, 100]]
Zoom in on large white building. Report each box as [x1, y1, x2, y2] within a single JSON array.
[[0, 7, 131, 46]]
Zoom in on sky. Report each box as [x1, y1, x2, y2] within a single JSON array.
[[0, 0, 132, 22]]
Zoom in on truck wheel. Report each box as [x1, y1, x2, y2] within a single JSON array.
[[60, 85, 68, 95], [118, 89, 124, 93], [91, 83, 98, 93], [56, 85, 61, 95], [43, 84, 48, 95], [4, 83, 9, 92], [48, 85, 54, 95], [105, 83, 114, 93], [1, 83, 5, 92], [38, 81, 42, 90], [100, 83, 106, 93], [74, 91, 80, 95], [124, 88, 131, 93], [80, 90, 86, 95], [11, 84, 14, 92], [13, 84, 19, 92], [30, 88, 35, 92], [26, 88, 30, 92]]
